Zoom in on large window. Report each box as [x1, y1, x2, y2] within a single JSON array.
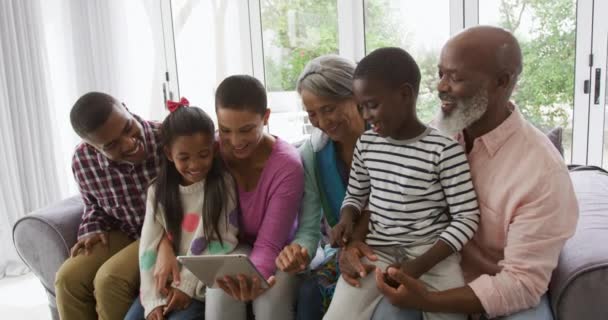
[[171, 0, 252, 120], [160, 0, 607, 167], [365, 0, 451, 123], [480, 0, 577, 162], [261, 0, 339, 142]]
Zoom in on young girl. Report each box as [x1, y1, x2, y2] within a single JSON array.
[[153, 76, 304, 320], [125, 99, 239, 320]]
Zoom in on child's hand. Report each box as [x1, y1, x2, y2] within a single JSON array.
[[146, 306, 164, 320], [398, 259, 425, 279], [339, 240, 378, 287], [331, 219, 354, 247], [163, 288, 191, 315], [154, 234, 180, 295], [331, 208, 357, 247]]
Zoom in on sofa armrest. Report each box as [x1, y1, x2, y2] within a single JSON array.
[[12, 196, 83, 298], [549, 170, 608, 320]]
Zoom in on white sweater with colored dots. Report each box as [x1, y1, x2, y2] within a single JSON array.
[[139, 174, 239, 317]]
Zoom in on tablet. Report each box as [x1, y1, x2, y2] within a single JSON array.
[[177, 254, 269, 289]]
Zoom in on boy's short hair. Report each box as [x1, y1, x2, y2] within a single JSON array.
[[354, 47, 421, 95], [70, 92, 119, 138], [215, 75, 267, 115]]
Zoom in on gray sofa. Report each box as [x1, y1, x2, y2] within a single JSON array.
[[12, 169, 608, 320]]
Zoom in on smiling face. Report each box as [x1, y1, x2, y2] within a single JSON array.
[[434, 44, 492, 136], [300, 89, 361, 143], [435, 77, 489, 137], [84, 103, 146, 164], [353, 77, 416, 139], [216, 107, 269, 160], [165, 132, 214, 186]]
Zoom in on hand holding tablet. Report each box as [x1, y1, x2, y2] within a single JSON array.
[[177, 254, 270, 289]]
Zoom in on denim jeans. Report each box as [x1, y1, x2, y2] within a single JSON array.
[[123, 297, 205, 320], [371, 295, 554, 320], [295, 274, 324, 320], [371, 298, 422, 320]]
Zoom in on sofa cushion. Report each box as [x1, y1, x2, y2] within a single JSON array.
[[549, 169, 608, 319], [546, 126, 564, 157]]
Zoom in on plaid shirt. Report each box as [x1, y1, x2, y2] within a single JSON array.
[[72, 116, 162, 240]]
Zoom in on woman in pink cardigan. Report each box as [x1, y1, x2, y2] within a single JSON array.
[[154, 75, 304, 320]]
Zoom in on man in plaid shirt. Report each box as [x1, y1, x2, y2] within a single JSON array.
[[55, 92, 162, 320]]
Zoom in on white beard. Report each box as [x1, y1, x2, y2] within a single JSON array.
[[434, 89, 489, 137]]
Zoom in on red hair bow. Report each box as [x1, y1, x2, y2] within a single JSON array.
[[167, 97, 190, 112]]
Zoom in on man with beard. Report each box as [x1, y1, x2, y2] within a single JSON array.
[[54, 92, 162, 320], [339, 26, 578, 319]]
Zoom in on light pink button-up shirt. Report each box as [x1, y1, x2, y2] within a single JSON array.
[[459, 105, 578, 318]]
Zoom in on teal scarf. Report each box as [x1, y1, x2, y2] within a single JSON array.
[[314, 139, 347, 227]]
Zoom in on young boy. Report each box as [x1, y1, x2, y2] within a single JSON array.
[[324, 48, 480, 320]]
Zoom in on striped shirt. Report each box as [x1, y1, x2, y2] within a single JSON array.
[[342, 127, 480, 252], [71, 116, 162, 240]]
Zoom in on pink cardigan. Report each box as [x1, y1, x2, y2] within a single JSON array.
[[234, 138, 304, 279]]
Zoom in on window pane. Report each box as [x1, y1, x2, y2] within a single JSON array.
[[364, 0, 451, 124], [261, 0, 339, 142], [480, 0, 577, 163], [172, 0, 252, 120]]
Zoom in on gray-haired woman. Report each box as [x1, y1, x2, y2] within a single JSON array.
[[274, 55, 367, 319]]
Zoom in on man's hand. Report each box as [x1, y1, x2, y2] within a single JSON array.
[[163, 288, 191, 316], [375, 266, 432, 309], [276, 243, 309, 274], [216, 274, 276, 302], [339, 240, 378, 287], [146, 306, 164, 320], [154, 235, 180, 295], [70, 232, 108, 257]]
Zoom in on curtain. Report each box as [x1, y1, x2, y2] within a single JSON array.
[[41, 0, 167, 196], [0, 0, 167, 278], [0, 0, 61, 278]]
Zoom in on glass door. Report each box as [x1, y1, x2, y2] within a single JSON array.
[[478, 0, 579, 163], [364, 0, 452, 123], [587, 0, 608, 167], [161, 0, 253, 121], [259, 0, 340, 142]]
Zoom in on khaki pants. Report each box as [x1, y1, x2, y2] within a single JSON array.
[[324, 244, 467, 320], [55, 231, 139, 320]]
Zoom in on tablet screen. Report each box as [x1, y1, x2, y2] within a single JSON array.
[[178, 254, 269, 289]]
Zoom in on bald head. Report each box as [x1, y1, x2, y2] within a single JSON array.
[[444, 26, 522, 82]]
